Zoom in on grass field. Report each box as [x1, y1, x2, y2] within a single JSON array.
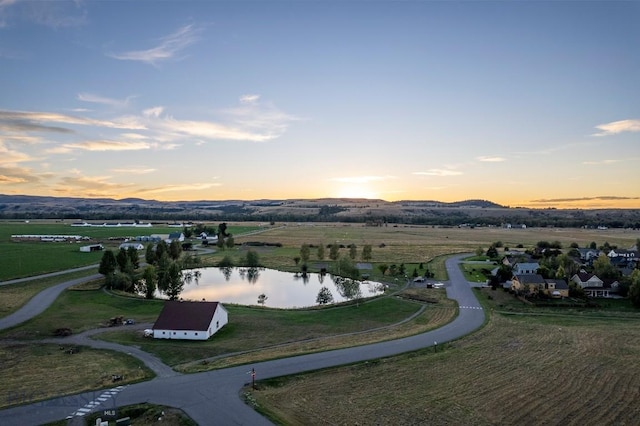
[[0, 221, 260, 281], [249, 292, 640, 425], [0, 343, 153, 410], [1, 221, 639, 421]]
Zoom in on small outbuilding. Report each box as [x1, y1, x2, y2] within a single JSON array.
[[152, 300, 228, 341], [80, 244, 104, 252]]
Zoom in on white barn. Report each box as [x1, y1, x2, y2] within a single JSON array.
[[152, 301, 228, 341]]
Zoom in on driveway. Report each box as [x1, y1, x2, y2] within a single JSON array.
[[0, 254, 484, 425]]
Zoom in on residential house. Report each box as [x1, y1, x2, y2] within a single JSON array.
[[511, 274, 569, 298], [607, 249, 637, 259], [577, 248, 601, 263], [571, 272, 619, 298], [512, 262, 540, 275], [544, 279, 569, 298], [511, 274, 546, 295], [118, 242, 144, 251], [152, 301, 228, 341]]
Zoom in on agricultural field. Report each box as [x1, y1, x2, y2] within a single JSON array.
[[249, 297, 640, 426], [0, 221, 260, 281]]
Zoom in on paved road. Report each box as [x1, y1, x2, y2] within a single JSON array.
[[0, 254, 484, 425]]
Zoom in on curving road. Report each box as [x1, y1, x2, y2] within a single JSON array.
[[0, 254, 484, 425]]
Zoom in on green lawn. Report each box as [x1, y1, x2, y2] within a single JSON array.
[[98, 297, 422, 366]]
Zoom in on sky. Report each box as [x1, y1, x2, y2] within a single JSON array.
[[0, 1, 639, 209]]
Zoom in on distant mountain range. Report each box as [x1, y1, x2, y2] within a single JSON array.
[[0, 194, 638, 228]]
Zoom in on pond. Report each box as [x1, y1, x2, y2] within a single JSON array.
[[159, 267, 386, 309]]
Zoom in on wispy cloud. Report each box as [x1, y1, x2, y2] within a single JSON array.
[[477, 156, 506, 162], [78, 93, 136, 108], [0, 0, 87, 29], [330, 175, 396, 184], [592, 119, 640, 136], [413, 169, 463, 177], [0, 164, 44, 184], [54, 140, 151, 152], [137, 182, 222, 195], [111, 167, 157, 175], [0, 141, 32, 163], [529, 195, 640, 204], [582, 159, 621, 165], [0, 110, 146, 132], [54, 175, 135, 197], [108, 24, 201, 66]]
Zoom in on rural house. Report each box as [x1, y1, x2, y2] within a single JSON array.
[[152, 300, 228, 340], [571, 272, 620, 298], [511, 274, 568, 297], [512, 262, 540, 275]]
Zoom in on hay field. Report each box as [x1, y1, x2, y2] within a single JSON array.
[[251, 311, 640, 425]]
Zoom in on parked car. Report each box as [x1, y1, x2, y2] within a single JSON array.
[[124, 319, 135, 325]]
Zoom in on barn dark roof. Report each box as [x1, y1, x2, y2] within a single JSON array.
[[153, 301, 222, 331]]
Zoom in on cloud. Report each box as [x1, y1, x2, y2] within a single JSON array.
[[111, 167, 157, 175], [592, 119, 640, 136], [0, 165, 43, 184], [240, 94, 260, 104], [218, 97, 300, 142], [108, 24, 201, 66], [143, 106, 164, 118], [331, 176, 396, 184], [0, 0, 87, 29], [54, 175, 135, 197], [137, 182, 222, 195], [0, 109, 146, 132], [0, 142, 32, 163], [582, 159, 620, 165], [78, 93, 136, 108], [477, 156, 506, 162], [413, 169, 463, 177], [57, 140, 152, 152], [529, 195, 640, 204]]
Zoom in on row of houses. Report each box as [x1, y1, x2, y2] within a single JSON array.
[[509, 272, 622, 299]]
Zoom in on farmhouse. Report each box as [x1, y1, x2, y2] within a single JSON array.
[[152, 300, 228, 340]]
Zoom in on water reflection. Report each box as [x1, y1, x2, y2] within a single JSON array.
[[156, 267, 385, 308]]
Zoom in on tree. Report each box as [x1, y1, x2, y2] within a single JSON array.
[[155, 240, 168, 262], [300, 244, 310, 264], [627, 270, 640, 307], [329, 242, 340, 261], [99, 250, 117, 276], [169, 240, 182, 260], [589, 241, 597, 249], [349, 244, 357, 260], [316, 287, 334, 305], [127, 246, 140, 269], [486, 245, 499, 259], [145, 243, 156, 265], [225, 235, 235, 249], [475, 246, 484, 257], [217, 222, 229, 238], [164, 261, 184, 300], [141, 265, 157, 299], [246, 249, 260, 267], [156, 252, 171, 294], [362, 244, 372, 261], [593, 253, 619, 280], [317, 244, 325, 260], [334, 255, 360, 279], [116, 248, 129, 273], [257, 293, 268, 307], [378, 264, 389, 276]]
